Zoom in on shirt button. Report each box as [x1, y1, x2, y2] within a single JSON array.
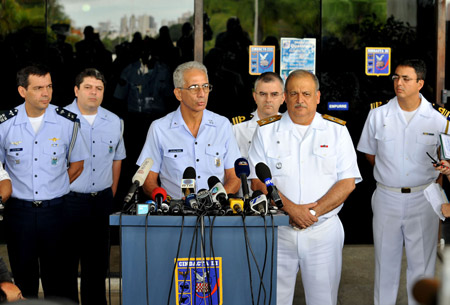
[[35, 191, 38, 194], [92, 183, 95, 185], [35, 141, 38, 144], [174, 155, 177, 158], [195, 142, 198, 145], [53, 152, 56, 155], [34, 158, 37, 161], [216, 152, 219, 155], [93, 169, 95, 171], [196, 159, 199, 162], [34, 175, 37, 178], [93, 141, 95, 143], [198, 176, 201, 179], [93, 155, 96, 158]]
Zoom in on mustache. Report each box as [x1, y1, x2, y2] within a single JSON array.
[[294, 103, 307, 109]]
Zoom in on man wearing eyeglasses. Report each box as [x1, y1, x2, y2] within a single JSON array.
[[137, 61, 241, 198], [357, 59, 448, 305], [232, 72, 285, 159]]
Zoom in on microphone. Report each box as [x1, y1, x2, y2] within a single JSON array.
[[250, 190, 268, 215], [197, 189, 214, 210], [169, 199, 184, 214], [181, 167, 196, 197], [152, 187, 169, 214], [208, 176, 227, 210], [235, 158, 251, 205], [229, 197, 244, 214], [123, 158, 154, 212], [146, 200, 157, 214], [255, 162, 283, 209], [185, 193, 199, 210]]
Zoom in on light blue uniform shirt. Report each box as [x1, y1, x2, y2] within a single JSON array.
[[137, 107, 241, 198], [0, 103, 89, 201], [66, 99, 126, 193]]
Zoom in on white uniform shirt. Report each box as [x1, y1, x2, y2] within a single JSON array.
[[137, 107, 241, 198], [357, 95, 448, 187], [232, 111, 259, 159], [248, 112, 362, 221]]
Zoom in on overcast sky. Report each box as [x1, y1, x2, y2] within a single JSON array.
[[59, 0, 193, 29]]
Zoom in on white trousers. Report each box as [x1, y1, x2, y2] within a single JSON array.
[[372, 187, 439, 305], [276, 215, 344, 305]]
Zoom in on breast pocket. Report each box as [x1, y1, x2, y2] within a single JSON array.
[[163, 149, 188, 180], [43, 145, 66, 168], [313, 146, 337, 176], [6, 148, 27, 169], [205, 145, 226, 176], [101, 135, 119, 154], [375, 130, 395, 159], [414, 134, 437, 165], [266, 148, 292, 177]]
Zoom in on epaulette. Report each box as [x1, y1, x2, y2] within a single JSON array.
[[432, 103, 450, 121], [231, 113, 253, 125], [55, 107, 77, 122], [257, 114, 282, 126], [322, 114, 346, 126], [0, 109, 18, 124], [370, 101, 385, 110]]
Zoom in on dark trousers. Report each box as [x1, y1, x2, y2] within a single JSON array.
[[65, 188, 113, 305], [4, 197, 69, 300]]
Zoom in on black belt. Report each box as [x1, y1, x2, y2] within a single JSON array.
[[69, 188, 111, 199], [11, 197, 64, 208]]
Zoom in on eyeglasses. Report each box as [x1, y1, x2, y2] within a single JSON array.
[[391, 75, 420, 83], [178, 83, 213, 94], [256, 91, 283, 98]]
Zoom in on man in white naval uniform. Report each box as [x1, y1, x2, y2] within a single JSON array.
[[357, 59, 448, 305], [248, 69, 361, 305], [232, 72, 285, 159]]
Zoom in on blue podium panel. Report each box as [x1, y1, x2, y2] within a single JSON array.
[[110, 214, 289, 305]]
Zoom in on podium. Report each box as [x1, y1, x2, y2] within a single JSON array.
[[110, 213, 289, 305]]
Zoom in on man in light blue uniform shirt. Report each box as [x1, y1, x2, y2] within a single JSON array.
[[65, 68, 126, 305], [137, 61, 241, 199], [0, 65, 88, 300]]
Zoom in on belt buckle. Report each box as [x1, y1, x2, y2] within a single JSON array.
[[401, 187, 411, 194], [90, 192, 98, 197], [32, 201, 43, 208]]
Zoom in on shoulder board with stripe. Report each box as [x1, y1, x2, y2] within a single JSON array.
[[55, 107, 77, 122], [257, 114, 282, 127], [0, 109, 18, 124], [231, 113, 253, 125], [370, 101, 385, 110], [322, 114, 346, 126], [432, 103, 450, 121]]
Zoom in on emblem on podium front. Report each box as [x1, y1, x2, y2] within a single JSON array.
[[175, 257, 223, 305]]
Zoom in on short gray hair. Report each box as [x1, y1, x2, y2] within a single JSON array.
[[285, 70, 320, 92], [173, 61, 208, 88]]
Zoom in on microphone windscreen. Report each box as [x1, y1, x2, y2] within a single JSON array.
[[133, 158, 154, 186], [151, 187, 167, 201], [255, 162, 272, 181], [251, 190, 264, 199], [183, 166, 196, 179], [234, 158, 250, 177], [207, 176, 221, 189]]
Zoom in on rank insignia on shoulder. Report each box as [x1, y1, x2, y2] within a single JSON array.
[[433, 103, 450, 121], [0, 109, 18, 124], [231, 113, 253, 125], [322, 114, 346, 126], [55, 107, 77, 122], [370, 101, 385, 110], [257, 114, 282, 126]]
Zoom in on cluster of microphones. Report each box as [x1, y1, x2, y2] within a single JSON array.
[[122, 157, 284, 216]]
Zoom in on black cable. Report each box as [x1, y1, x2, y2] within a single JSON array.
[[209, 215, 221, 304], [144, 211, 151, 305], [268, 213, 275, 305], [107, 217, 112, 305], [167, 215, 185, 305], [256, 214, 268, 305], [242, 214, 255, 305], [243, 213, 266, 305], [180, 215, 201, 304], [200, 215, 213, 305]]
